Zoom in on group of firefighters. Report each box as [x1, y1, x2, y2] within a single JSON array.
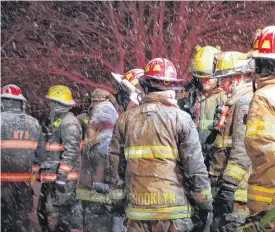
[[1, 25, 274, 232]]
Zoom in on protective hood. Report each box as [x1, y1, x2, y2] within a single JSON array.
[[227, 82, 253, 106], [1, 98, 23, 113], [256, 75, 275, 89], [142, 90, 178, 108]]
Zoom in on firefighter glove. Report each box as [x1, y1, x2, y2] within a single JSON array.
[[56, 173, 67, 185], [192, 209, 213, 232], [213, 186, 235, 215]]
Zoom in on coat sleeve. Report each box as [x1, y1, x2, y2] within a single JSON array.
[[245, 92, 275, 192], [59, 116, 82, 175], [178, 112, 212, 205], [34, 125, 46, 166], [222, 95, 252, 189], [108, 116, 127, 202]]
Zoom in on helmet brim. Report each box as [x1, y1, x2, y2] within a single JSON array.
[[252, 53, 275, 60], [0, 94, 27, 102], [45, 96, 76, 106], [140, 74, 185, 83]]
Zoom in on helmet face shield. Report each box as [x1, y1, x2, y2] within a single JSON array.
[[192, 70, 213, 79], [255, 58, 275, 75], [213, 52, 255, 79], [140, 75, 185, 91]]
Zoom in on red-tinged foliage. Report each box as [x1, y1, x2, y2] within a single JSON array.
[[1, 1, 274, 116]]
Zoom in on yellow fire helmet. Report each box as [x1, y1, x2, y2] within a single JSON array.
[[191, 45, 221, 78], [46, 85, 76, 106], [213, 51, 255, 79]]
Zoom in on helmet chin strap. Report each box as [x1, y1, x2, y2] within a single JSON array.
[[228, 78, 235, 98], [22, 102, 26, 113], [252, 78, 257, 93]]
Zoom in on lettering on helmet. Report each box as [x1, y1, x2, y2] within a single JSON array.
[[130, 192, 176, 205]]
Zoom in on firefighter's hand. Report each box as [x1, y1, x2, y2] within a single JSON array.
[[56, 173, 67, 186], [213, 186, 235, 214], [192, 205, 213, 232]]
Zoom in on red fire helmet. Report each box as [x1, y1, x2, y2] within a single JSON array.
[[0, 84, 27, 101], [124, 69, 144, 86], [140, 58, 184, 91], [252, 26, 275, 59]]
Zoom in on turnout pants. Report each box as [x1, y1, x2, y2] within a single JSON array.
[[38, 183, 76, 232], [126, 218, 193, 232], [211, 186, 249, 232], [211, 202, 249, 232], [71, 200, 124, 232], [1, 182, 33, 232]]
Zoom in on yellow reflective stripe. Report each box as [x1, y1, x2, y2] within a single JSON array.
[[248, 185, 275, 193], [125, 146, 178, 160], [248, 185, 275, 203], [224, 164, 246, 181], [109, 189, 126, 200], [83, 117, 89, 125], [216, 135, 232, 148], [76, 189, 112, 204], [235, 189, 247, 202], [126, 206, 192, 220], [53, 118, 63, 128], [126, 213, 191, 220], [246, 121, 275, 136], [201, 188, 213, 201], [247, 194, 273, 203], [127, 206, 190, 213], [199, 120, 214, 130], [193, 188, 213, 202]]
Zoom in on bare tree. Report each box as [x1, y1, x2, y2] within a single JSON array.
[[1, 1, 274, 115]]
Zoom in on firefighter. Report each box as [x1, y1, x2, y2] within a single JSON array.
[[37, 85, 82, 232], [112, 69, 144, 111], [77, 93, 92, 139], [178, 45, 227, 168], [208, 51, 255, 231], [243, 26, 275, 232], [109, 58, 213, 232], [1, 84, 46, 232], [73, 88, 120, 232]]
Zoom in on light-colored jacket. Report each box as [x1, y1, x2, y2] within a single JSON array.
[[245, 77, 275, 214], [109, 91, 212, 221], [209, 82, 253, 203], [76, 101, 119, 204]]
